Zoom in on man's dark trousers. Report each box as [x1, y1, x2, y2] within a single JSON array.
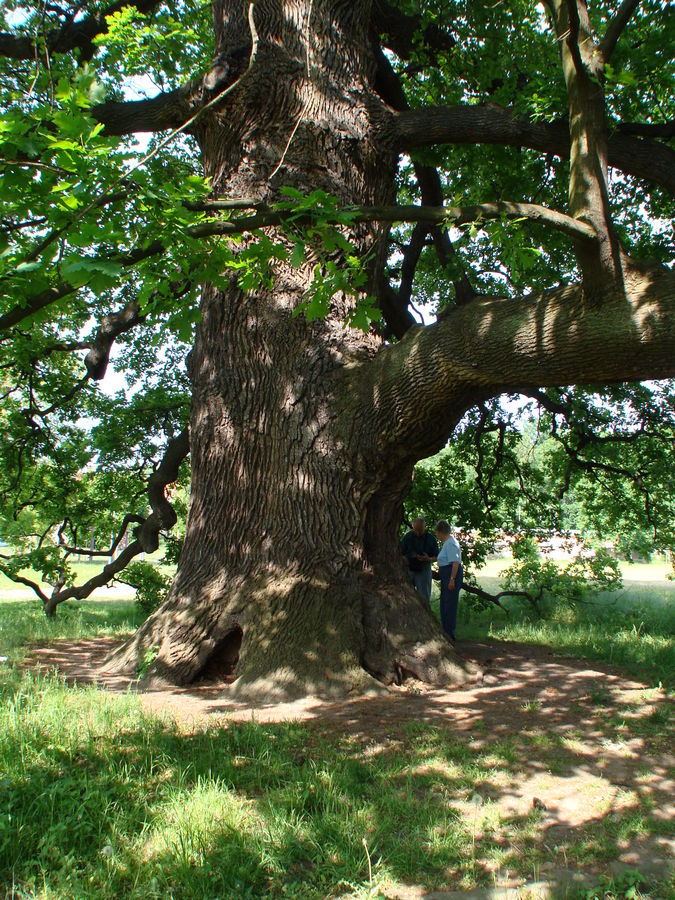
[[439, 563, 463, 639]]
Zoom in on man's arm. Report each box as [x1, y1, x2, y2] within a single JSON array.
[[448, 539, 461, 584], [424, 533, 439, 562]]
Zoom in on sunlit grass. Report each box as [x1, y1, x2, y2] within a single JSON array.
[[12, 670, 665, 899], [0, 597, 144, 663], [449, 561, 675, 690], [0, 572, 673, 896], [0, 672, 562, 898]]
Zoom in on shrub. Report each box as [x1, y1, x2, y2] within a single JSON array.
[[118, 561, 171, 617], [501, 536, 622, 614]]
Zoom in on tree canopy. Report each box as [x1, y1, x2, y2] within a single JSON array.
[[1, 0, 674, 628]]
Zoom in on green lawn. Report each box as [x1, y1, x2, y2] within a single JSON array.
[[1, 566, 673, 898], [429, 557, 675, 690]]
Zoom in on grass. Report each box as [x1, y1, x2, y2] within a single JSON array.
[[0, 667, 551, 897], [436, 558, 675, 690], [0, 597, 144, 664], [0, 571, 673, 898], [4, 672, 670, 899]]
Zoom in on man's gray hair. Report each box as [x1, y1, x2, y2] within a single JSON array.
[[435, 520, 451, 534]]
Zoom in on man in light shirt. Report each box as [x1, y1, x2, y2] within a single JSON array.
[[435, 520, 463, 641]]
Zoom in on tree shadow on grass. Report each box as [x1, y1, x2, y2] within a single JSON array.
[[2, 641, 673, 898]]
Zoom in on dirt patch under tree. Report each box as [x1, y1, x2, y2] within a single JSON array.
[[23, 637, 674, 897]]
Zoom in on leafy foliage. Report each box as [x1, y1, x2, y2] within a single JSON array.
[[118, 560, 171, 617], [0, 0, 674, 612], [501, 535, 622, 610]]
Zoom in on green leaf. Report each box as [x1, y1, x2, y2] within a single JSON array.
[[290, 243, 306, 267]]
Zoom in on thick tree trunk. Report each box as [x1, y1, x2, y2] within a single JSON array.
[[102, 0, 675, 699], [104, 0, 475, 698]]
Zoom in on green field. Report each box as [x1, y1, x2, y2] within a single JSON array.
[[456, 557, 675, 690], [1, 563, 673, 898]]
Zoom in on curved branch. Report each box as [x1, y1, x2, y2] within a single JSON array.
[[397, 222, 429, 305], [44, 427, 189, 613], [190, 199, 598, 240], [0, 0, 161, 62], [44, 539, 146, 613], [0, 566, 49, 604], [598, 0, 640, 62], [144, 427, 190, 548], [461, 581, 538, 613], [0, 200, 596, 334], [63, 513, 146, 557], [84, 298, 146, 380], [393, 106, 675, 197], [345, 264, 675, 466]]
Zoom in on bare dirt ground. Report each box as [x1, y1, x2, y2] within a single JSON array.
[[24, 638, 674, 898]]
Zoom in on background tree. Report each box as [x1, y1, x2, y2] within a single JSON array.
[[0, 0, 673, 698], [404, 382, 675, 612]]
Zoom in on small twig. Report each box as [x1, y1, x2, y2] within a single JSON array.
[[269, 0, 314, 180]]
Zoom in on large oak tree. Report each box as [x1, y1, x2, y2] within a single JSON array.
[[1, 0, 673, 698]]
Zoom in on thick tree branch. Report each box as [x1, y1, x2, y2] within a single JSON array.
[[598, 0, 641, 62], [92, 87, 194, 136], [43, 427, 189, 613], [189, 201, 598, 239], [91, 18, 258, 136], [549, 0, 623, 292], [346, 264, 675, 466], [558, 0, 585, 74], [617, 120, 675, 140], [375, 280, 417, 339], [0, 0, 161, 62], [0, 565, 49, 604], [143, 427, 190, 548], [371, 46, 436, 334], [84, 298, 146, 380], [393, 106, 675, 197], [63, 513, 146, 557]]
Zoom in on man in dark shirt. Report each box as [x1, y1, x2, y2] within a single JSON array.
[[400, 517, 439, 603]]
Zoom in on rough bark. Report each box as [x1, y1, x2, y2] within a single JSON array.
[[102, 0, 675, 701], [103, 0, 476, 699], [346, 264, 675, 466]]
